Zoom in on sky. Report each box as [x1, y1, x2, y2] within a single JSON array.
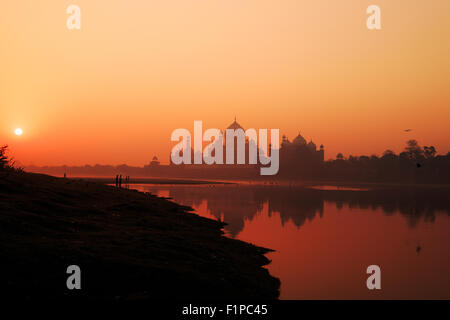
[[1, 0, 449, 166]]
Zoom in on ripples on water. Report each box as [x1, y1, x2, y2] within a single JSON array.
[[131, 183, 450, 299]]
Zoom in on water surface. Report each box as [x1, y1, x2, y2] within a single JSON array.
[[132, 183, 450, 299]]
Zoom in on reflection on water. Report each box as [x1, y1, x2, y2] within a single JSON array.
[[132, 184, 450, 299]]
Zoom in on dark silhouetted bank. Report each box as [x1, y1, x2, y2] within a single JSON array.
[[0, 169, 279, 300]]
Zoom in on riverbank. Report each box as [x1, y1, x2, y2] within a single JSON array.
[[80, 177, 235, 185], [0, 170, 279, 300]]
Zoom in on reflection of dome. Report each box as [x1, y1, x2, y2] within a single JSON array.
[[227, 117, 244, 131], [292, 133, 307, 145]]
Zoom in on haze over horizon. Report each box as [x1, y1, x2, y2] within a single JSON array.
[[1, 0, 449, 166]]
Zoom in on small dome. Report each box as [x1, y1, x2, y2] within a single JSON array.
[[282, 135, 290, 145], [152, 156, 158, 161], [307, 140, 317, 150]]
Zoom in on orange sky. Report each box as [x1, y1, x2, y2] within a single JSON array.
[[1, 0, 449, 166]]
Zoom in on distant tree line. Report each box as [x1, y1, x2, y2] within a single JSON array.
[[323, 140, 450, 184]]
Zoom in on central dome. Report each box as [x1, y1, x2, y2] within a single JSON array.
[[227, 117, 244, 131], [292, 133, 307, 145]]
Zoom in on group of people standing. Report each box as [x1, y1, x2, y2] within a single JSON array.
[[115, 174, 130, 188]]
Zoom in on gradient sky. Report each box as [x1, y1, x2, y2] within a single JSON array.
[[1, 0, 449, 166]]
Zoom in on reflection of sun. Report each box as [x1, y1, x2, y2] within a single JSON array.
[[14, 128, 23, 136]]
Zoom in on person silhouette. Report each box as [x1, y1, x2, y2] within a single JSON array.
[[115, 174, 119, 188], [119, 175, 122, 188]]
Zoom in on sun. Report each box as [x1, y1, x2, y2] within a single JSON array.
[[14, 128, 23, 136]]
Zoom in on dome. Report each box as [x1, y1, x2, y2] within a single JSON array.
[[307, 140, 317, 150], [227, 117, 244, 131], [292, 133, 307, 145], [150, 155, 160, 166]]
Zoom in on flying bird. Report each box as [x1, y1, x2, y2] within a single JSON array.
[[404, 129, 412, 132]]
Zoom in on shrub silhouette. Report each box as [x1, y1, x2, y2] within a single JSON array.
[[0, 145, 9, 169]]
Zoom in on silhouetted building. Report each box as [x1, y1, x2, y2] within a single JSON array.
[[279, 133, 324, 177], [223, 117, 259, 165], [148, 156, 160, 166]]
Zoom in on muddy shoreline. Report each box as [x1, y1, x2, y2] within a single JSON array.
[[0, 171, 279, 300]]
